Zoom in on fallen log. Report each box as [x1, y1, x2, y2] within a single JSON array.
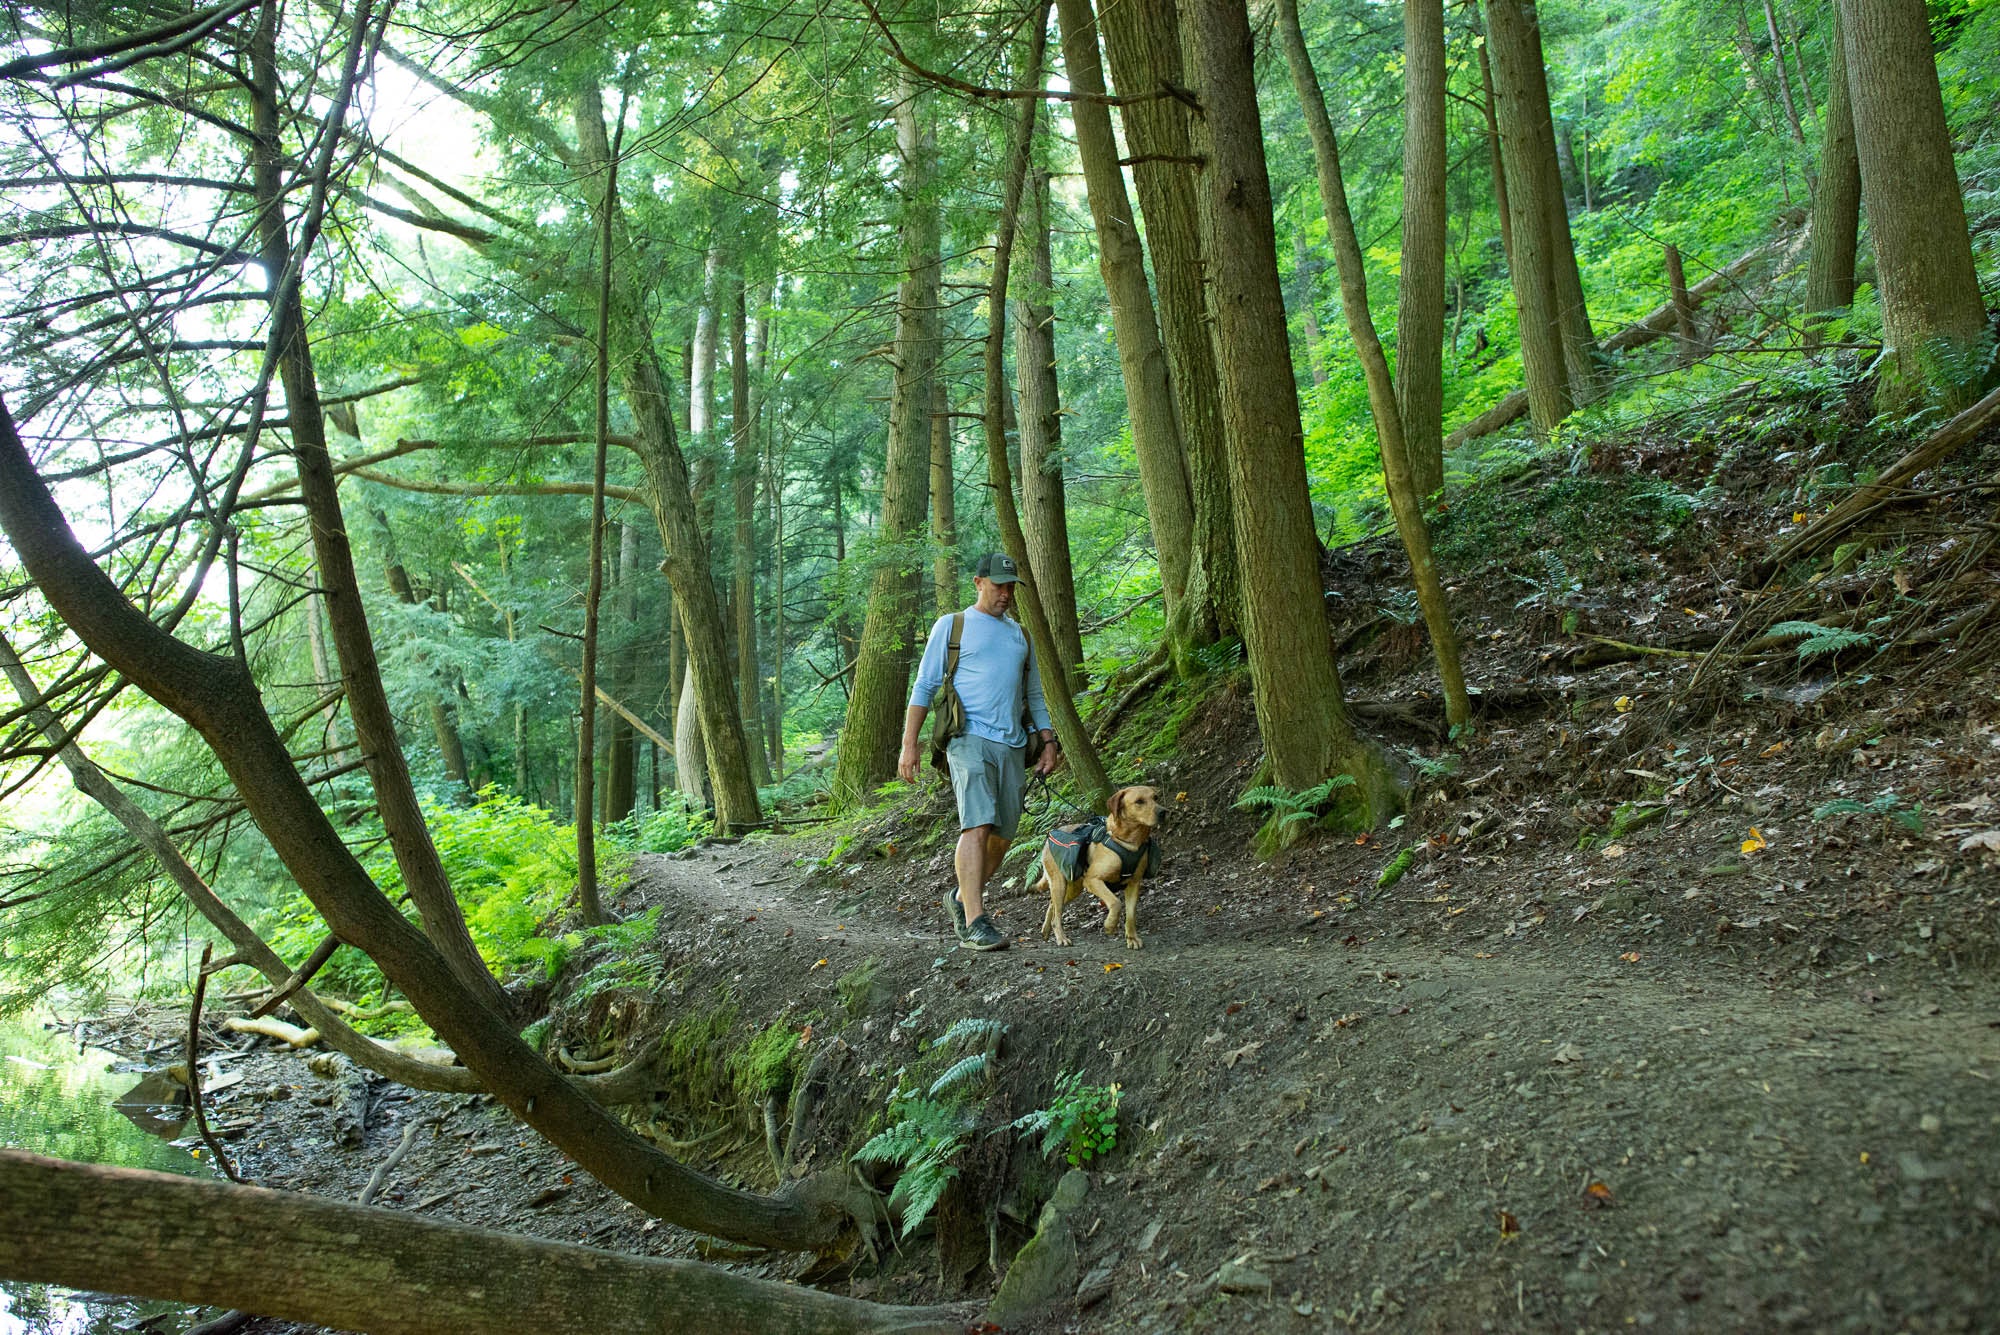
[[1444, 232, 1798, 450], [1761, 382, 2000, 578], [0, 1150, 961, 1335], [222, 1016, 320, 1048]]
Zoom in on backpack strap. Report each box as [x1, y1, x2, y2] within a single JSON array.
[[945, 612, 964, 684]]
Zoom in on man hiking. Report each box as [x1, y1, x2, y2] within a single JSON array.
[[898, 552, 1061, 951]]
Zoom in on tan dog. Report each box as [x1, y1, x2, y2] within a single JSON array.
[[1033, 786, 1161, 951]]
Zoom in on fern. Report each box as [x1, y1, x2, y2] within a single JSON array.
[[928, 1051, 995, 1097], [1813, 791, 1922, 831], [932, 1016, 1005, 1052], [1768, 620, 1876, 663], [855, 1095, 971, 1237], [1515, 551, 1580, 609], [1234, 774, 1356, 817], [1190, 637, 1244, 674]]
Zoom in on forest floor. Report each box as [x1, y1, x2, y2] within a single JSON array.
[[73, 384, 2000, 1333]]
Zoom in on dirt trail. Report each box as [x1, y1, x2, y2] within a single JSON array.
[[629, 840, 2000, 1332]]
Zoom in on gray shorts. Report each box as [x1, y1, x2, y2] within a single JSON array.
[[946, 733, 1027, 839]]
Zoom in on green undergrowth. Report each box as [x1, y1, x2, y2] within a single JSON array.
[[264, 791, 705, 1031], [651, 998, 821, 1124]]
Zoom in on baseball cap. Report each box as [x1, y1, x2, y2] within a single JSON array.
[[973, 552, 1020, 583]]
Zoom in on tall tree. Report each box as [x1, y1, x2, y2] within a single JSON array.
[[732, 277, 773, 788], [1837, 0, 1989, 408], [1013, 165, 1086, 686], [1096, 0, 1238, 643], [1805, 2, 1861, 345], [1052, 0, 1201, 665], [1274, 0, 1471, 733], [831, 72, 939, 809], [1183, 0, 1400, 822], [1397, 0, 1449, 499], [573, 88, 761, 831]]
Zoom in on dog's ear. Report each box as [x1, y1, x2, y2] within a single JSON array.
[[1109, 787, 1129, 818]]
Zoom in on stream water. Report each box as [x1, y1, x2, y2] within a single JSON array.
[[0, 1010, 213, 1334]]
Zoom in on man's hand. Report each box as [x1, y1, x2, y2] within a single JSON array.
[[897, 741, 921, 784], [1034, 733, 1061, 776]]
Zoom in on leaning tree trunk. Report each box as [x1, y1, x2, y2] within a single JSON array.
[[1805, 2, 1861, 345], [247, 7, 506, 1016], [1274, 0, 1471, 733], [1837, 0, 1988, 409], [831, 71, 939, 810], [1183, 0, 1400, 823], [1396, 0, 1449, 499], [1097, 0, 1237, 644], [982, 3, 1112, 811], [731, 278, 772, 788], [0, 1152, 958, 1335], [1052, 0, 1200, 661], [573, 89, 760, 830], [0, 394, 857, 1250], [1013, 165, 1086, 686]]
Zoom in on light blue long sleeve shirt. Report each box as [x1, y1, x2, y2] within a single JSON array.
[[908, 607, 1051, 747]]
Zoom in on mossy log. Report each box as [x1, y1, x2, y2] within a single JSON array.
[[0, 1151, 962, 1335]]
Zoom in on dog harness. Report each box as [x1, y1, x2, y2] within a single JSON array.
[[1045, 816, 1154, 882]]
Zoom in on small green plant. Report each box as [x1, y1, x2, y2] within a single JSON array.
[[1409, 751, 1460, 781], [1515, 551, 1582, 610], [852, 1017, 1007, 1237], [1189, 637, 1245, 674], [1767, 620, 1877, 664], [1010, 1071, 1122, 1168], [1813, 791, 1923, 832], [1234, 775, 1357, 833]]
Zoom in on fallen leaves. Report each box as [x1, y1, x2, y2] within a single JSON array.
[[1497, 1210, 1520, 1238], [1222, 1040, 1264, 1068], [1104, 962, 1125, 973], [1620, 951, 1642, 963], [1959, 830, 2000, 853], [1551, 1042, 1584, 1064], [1741, 827, 1767, 854], [1581, 1181, 1615, 1210], [810, 958, 828, 971]]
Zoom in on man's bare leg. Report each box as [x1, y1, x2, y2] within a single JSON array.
[[955, 825, 993, 921]]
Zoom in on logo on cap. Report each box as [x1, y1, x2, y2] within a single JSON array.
[[974, 552, 1019, 582]]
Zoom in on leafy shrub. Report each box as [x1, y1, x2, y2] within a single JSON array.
[[851, 1016, 1006, 1237], [1010, 1071, 1122, 1168]]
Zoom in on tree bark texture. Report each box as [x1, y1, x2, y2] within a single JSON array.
[[1397, 0, 1448, 498], [0, 396, 855, 1250], [602, 521, 641, 823], [732, 278, 772, 789], [1274, 0, 1470, 732], [832, 73, 939, 810], [981, 5, 1112, 811], [1184, 0, 1394, 817], [1052, 0, 1199, 651], [573, 88, 761, 830], [1805, 2, 1861, 339], [1013, 166, 1086, 687], [1837, 0, 1986, 406], [1483, 0, 1578, 431], [1476, 36, 1517, 272], [1097, 0, 1236, 647], [0, 1152, 959, 1335], [929, 379, 958, 618], [248, 7, 505, 1016]]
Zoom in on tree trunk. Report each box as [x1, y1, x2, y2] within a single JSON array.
[[1013, 166, 1086, 687], [572, 89, 760, 831], [1052, 0, 1199, 658], [830, 474, 858, 690], [1397, 0, 1448, 498], [602, 523, 640, 823], [1664, 243, 1697, 368], [1184, 0, 1400, 821], [831, 72, 939, 810], [929, 380, 958, 618], [1483, 0, 1579, 431], [674, 604, 708, 806], [732, 278, 773, 789], [1274, 0, 1471, 733], [1476, 36, 1517, 272], [691, 245, 723, 444], [246, 7, 502, 1015], [981, 3, 1112, 811], [1806, 2, 1861, 344], [1839, 0, 1986, 407], [1097, 0, 1237, 645], [0, 395, 852, 1251], [1763, 0, 1811, 153], [0, 1152, 958, 1335]]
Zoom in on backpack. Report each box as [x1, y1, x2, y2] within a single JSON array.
[[928, 612, 1046, 774]]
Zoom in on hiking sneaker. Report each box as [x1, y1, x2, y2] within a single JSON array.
[[961, 914, 1010, 952], [942, 888, 969, 942]]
